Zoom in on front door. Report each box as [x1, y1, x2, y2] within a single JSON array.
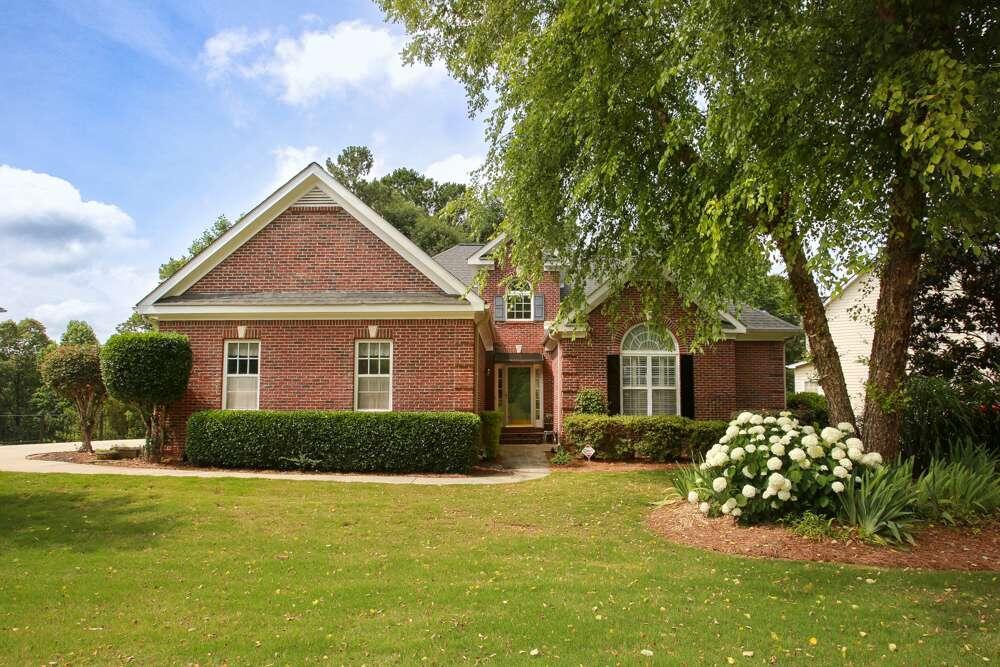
[[506, 366, 533, 426]]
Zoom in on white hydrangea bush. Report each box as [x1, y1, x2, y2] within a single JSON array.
[[686, 410, 883, 522]]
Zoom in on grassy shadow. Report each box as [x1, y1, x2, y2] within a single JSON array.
[[0, 488, 177, 552]]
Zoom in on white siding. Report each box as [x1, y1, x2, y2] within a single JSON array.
[[795, 273, 879, 416]]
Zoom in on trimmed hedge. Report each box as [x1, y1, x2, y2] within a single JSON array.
[[562, 414, 727, 462], [186, 410, 481, 474], [574, 389, 608, 414], [479, 410, 503, 460], [787, 391, 829, 426]]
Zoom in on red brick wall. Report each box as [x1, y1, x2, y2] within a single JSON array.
[[482, 260, 561, 355], [554, 287, 787, 435], [158, 318, 476, 457], [187, 206, 442, 294], [735, 340, 786, 412]]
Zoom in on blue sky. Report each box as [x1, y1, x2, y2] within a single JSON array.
[[0, 0, 486, 340]]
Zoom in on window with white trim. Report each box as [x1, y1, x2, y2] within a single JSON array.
[[620, 324, 679, 416], [355, 340, 392, 411], [224, 341, 260, 410], [505, 279, 533, 320]]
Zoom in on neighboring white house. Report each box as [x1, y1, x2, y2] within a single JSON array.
[[788, 273, 879, 415]]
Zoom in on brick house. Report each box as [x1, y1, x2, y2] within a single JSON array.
[[137, 163, 799, 456]]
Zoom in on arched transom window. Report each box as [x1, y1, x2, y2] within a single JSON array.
[[620, 324, 680, 416]]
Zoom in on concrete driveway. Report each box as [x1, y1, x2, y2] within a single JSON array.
[[0, 440, 549, 486]]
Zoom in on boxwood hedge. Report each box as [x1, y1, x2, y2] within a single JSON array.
[[186, 410, 481, 474], [479, 410, 503, 460], [562, 414, 727, 462]]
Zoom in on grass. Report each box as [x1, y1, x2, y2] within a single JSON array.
[[0, 471, 997, 664]]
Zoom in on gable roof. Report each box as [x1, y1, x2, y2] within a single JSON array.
[[138, 163, 484, 316], [433, 243, 485, 285]]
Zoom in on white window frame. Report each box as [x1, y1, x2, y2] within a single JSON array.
[[505, 280, 534, 321], [620, 324, 681, 416], [222, 339, 261, 410], [354, 339, 393, 412]]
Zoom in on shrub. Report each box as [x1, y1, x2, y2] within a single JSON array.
[[667, 463, 708, 500], [901, 376, 1000, 470], [562, 414, 721, 462], [479, 410, 503, 460], [574, 389, 607, 414], [837, 461, 918, 545], [787, 391, 829, 426], [686, 410, 883, 523], [101, 332, 193, 461], [185, 410, 481, 474], [914, 440, 1000, 525], [781, 511, 851, 541], [550, 447, 573, 465], [39, 344, 106, 453]]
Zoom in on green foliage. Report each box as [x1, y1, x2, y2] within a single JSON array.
[[782, 512, 852, 542], [915, 441, 1000, 526], [60, 320, 98, 346], [909, 230, 1000, 384], [0, 318, 51, 442], [573, 389, 607, 415], [562, 414, 725, 462], [323, 145, 493, 255], [115, 312, 153, 334], [899, 376, 989, 470], [100, 333, 193, 410], [39, 345, 104, 400], [837, 462, 919, 546], [550, 447, 573, 466], [787, 392, 829, 427], [186, 410, 481, 474], [159, 214, 234, 280], [666, 463, 707, 500], [479, 410, 503, 460]]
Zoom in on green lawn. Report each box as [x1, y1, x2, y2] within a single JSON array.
[[0, 471, 996, 664]]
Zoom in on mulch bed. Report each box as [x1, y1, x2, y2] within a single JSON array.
[[28, 451, 510, 477], [647, 500, 1000, 571]]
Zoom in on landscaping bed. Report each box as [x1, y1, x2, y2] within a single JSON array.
[[27, 450, 509, 477], [648, 500, 1000, 571]]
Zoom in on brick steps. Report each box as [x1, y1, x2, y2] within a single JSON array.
[[500, 427, 546, 444]]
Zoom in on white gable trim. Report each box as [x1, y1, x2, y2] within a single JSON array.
[[137, 163, 484, 312], [467, 233, 507, 266]]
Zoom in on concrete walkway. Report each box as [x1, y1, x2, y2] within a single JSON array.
[[0, 440, 550, 486]]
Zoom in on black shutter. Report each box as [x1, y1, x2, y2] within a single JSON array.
[[606, 355, 621, 415], [680, 354, 695, 418], [493, 295, 505, 322], [533, 293, 545, 321]]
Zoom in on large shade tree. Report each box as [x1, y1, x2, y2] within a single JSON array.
[[39, 344, 105, 453], [380, 0, 999, 455]]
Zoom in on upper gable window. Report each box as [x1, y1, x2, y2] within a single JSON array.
[[505, 279, 533, 321]]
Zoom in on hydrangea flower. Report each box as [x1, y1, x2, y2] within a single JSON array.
[[831, 481, 845, 493], [712, 477, 728, 493], [788, 447, 806, 461], [837, 422, 855, 434], [821, 426, 844, 443], [730, 447, 745, 461], [801, 434, 819, 447], [731, 507, 742, 517], [766, 456, 783, 471], [833, 466, 849, 478], [831, 447, 846, 460], [847, 446, 863, 461], [807, 444, 825, 459], [699, 502, 710, 514], [687, 491, 699, 503], [749, 414, 764, 425], [770, 443, 786, 456], [777, 490, 791, 501], [741, 484, 757, 498], [802, 425, 816, 435], [845, 437, 863, 449]]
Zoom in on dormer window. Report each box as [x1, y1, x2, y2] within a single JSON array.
[[505, 279, 534, 321]]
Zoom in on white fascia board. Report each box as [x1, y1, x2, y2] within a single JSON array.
[[583, 280, 747, 334], [143, 302, 481, 320], [138, 163, 483, 310], [467, 233, 507, 266], [786, 360, 813, 369]]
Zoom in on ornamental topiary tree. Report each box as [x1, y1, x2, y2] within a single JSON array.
[[100, 332, 192, 461], [39, 344, 105, 453]]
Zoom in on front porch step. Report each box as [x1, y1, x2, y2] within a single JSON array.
[[500, 427, 546, 445]]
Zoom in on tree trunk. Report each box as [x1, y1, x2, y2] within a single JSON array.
[[862, 171, 926, 457], [75, 392, 94, 453], [774, 232, 857, 428]]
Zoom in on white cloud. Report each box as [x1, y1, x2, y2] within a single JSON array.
[[200, 20, 447, 106], [201, 28, 271, 78], [0, 166, 155, 341], [264, 145, 323, 196], [424, 153, 483, 184], [0, 165, 142, 272]]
